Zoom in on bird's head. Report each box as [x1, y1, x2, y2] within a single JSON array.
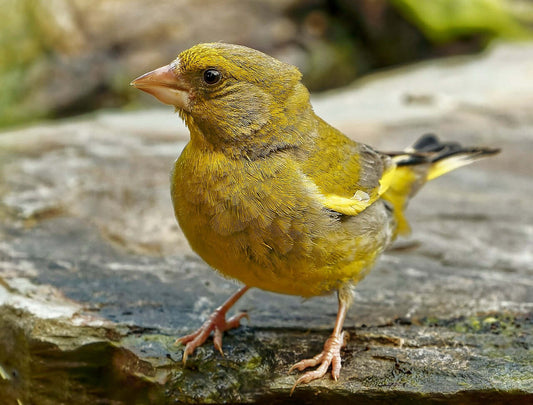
[[131, 43, 311, 153]]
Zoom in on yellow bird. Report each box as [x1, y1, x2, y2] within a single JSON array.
[[131, 43, 499, 391]]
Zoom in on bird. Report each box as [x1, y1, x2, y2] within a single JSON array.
[[131, 43, 500, 392]]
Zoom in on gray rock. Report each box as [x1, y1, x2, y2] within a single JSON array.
[[0, 43, 532, 404]]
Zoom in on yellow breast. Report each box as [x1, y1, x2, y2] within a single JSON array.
[[170, 142, 389, 297]]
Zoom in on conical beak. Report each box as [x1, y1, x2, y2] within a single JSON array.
[[130, 64, 190, 109]]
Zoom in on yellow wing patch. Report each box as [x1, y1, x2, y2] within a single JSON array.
[[320, 164, 396, 216], [381, 166, 418, 236]]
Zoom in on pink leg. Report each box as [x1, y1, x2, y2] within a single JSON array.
[[289, 296, 349, 394], [175, 285, 250, 364]]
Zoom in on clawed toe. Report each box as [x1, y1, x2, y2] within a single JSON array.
[[288, 351, 323, 373], [174, 308, 249, 364], [289, 331, 347, 394]]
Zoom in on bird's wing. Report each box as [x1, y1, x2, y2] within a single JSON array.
[[318, 164, 395, 216], [301, 119, 395, 216]]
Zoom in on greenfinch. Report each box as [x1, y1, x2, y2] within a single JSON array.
[[131, 43, 499, 391]]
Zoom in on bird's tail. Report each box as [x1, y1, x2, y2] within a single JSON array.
[[382, 134, 500, 236]]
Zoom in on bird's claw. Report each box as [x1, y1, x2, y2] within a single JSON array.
[[175, 310, 248, 364], [289, 331, 347, 395]]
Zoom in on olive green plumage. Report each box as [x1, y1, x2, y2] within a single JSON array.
[[131, 42, 500, 387], [165, 43, 501, 298]]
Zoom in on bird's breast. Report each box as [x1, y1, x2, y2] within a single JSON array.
[[172, 144, 312, 260], [169, 143, 392, 297]]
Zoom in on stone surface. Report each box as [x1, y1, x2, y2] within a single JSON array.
[[0, 43, 532, 404]]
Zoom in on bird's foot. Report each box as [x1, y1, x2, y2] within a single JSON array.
[[289, 330, 348, 394], [175, 308, 249, 364]]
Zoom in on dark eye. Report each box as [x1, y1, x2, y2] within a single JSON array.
[[203, 69, 221, 85]]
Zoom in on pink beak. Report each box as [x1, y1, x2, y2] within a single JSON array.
[[131, 64, 190, 109]]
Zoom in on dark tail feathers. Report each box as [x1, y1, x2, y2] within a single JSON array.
[[391, 133, 500, 180], [382, 134, 500, 236]]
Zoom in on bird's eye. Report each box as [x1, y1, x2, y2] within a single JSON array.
[[203, 69, 221, 85]]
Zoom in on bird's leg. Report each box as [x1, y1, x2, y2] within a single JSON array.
[[175, 285, 250, 364], [289, 294, 349, 394]]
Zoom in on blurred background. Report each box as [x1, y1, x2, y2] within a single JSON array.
[[1, 0, 532, 129]]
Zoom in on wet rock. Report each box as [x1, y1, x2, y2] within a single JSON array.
[[0, 43, 532, 403]]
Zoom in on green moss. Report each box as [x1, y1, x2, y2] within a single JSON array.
[[390, 0, 532, 43], [243, 353, 263, 370], [0, 0, 51, 127], [420, 312, 530, 336]]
